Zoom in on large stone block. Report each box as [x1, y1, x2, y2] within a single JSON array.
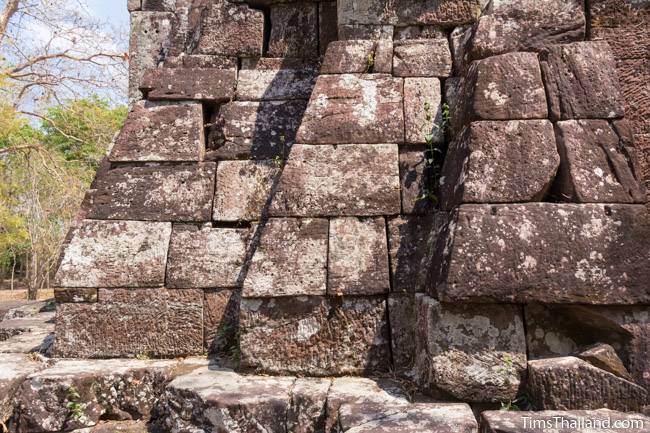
[[403, 78, 443, 145], [388, 293, 416, 371], [211, 100, 307, 160], [295, 74, 404, 144], [482, 410, 650, 433], [431, 204, 650, 304], [399, 147, 434, 214], [328, 217, 390, 295], [55, 289, 203, 358], [86, 163, 215, 222], [555, 120, 645, 203], [110, 102, 204, 162], [55, 220, 171, 288], [204, 289, 240, 354], [541, 41, 625, 120], [269, 144, 401, 217], [337, 0, 481, 27], [440, 120, 559, 209], [528, 357, 648, 412], [140, 67, 236, 101], [243, 218, 328, 297], [240, 296, 390, 376], [452, 52, 548, 127], [467, 0, 586, 60], [388, 215, 437, 292], [166, 225, 249, 288], [414, 295, 527, 402], [268, 3, 318, 58], [236, 67, 317, 101], [320, 40, 377, 74], [214, 160, 280, 222], [393, 39, 452, 77], [0, 354, 43, 425], [195, 0, 264, 56]]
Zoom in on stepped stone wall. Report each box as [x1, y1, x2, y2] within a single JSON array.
[[43, 0, 650, 430]]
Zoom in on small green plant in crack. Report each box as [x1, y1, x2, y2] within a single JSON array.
[[65, 386, 84, 421], [273, 133, 287, 168], [365, 52, 375, 73], [500, 394, 533, 412]]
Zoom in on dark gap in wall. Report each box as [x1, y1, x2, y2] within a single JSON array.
[[212, 221, 253, 229], [203, 102, 219, 151], [584, 0, 592, 40], [248, 3, 272, 56]]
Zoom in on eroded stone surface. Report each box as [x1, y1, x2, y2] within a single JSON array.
[[0, 354, 44, 424], [204, 289, 240, 355], [578, 343, 634, 382], [237, 67, 317, 101], [269, 144, 401, 217], [55, 220, 171, 288], [268, 3, 318, 59], [141, 68, 236, 101], [393, 39, 452, 77], [399, 147, 433, 215], [296, 74, 404, 144], [328, 217, 390, 295], [404, 78, 443, 145], [243, 218, 328, 297], [166, 225, 249, 288], [388, 294, 416, 371], [321, 40, 377, 74], [440, 120, 559, 209], [239, 296, 390, 376], [388, 216, 436, 292], [337, 0, 481, 27], [431, 204, 650, 304]]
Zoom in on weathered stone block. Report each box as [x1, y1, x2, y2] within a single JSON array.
[[211, 100, 307, 160], [319, 2, 338, 56], [237, 67, 317, 101], [338, 24, 393, 40], [394, 25, 447, 40], [431, 204, 650, 304], [163, 54, 237, 69], [268, 3, 318, 58], [388, 216, 437, 292], [204, 289, 240, 354], [414, 295, 527, 402], [404, 78, 443, 145], [269, 144, 401, 217], [110, 102, 204, 162], [328, 217, 390, 295], [296, 74, 404, 144], [55, 289, 203, 358], [393, 39, 452, 77], [0, 354, 43, 425], [54, 288, 98, 303], [482, 410, 650, 433], [166, 225, 249, 288], [214, 160, 280, 222], [440, 120, 559, 209], [450, 25, 472, 74], [243, 218, 328, 297], [140, 67, 236, 101], [86, 163, 215, 222], [337, 0, 481, 27], [399, 147, 434, 214], [555, 120, 645, 203], [578, 343, 634, 382], [453, 52, 548, 127], [388, 293, 416, 371], [240, 296, 390, 376], [541, 41, 625, 120], [321, 40, 377, 74], [528, 357, 648, 412], [287, 378, 331, 433], [55, 220, 171, 288], [468, 0, 586, 60]]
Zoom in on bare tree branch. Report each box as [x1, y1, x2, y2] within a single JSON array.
[[0, 0, 20, 42]]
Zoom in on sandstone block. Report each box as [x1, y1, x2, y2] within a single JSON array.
[[295, 74, 404, 144], [163, 54, 237, 69], [141, 68, 236, 101], [542, 41, 625, 120], [337, 0, 481, 27], [394, 25, 447, 40], [482, 410, 650, 433], [214, 160, 280, 222], [321, 40, 377, 74], [388, 294, 416, 371], [431, 204, 650, 304], [404, 78, 443, 145], [243, 218, 328, 297], [239, 296, 390, 376], [0, 311, 54, 355], [269, 144, 401, 217], [195, 1, 264, 57], [0, 354, 44, 425], [211, 100, 307, 160], [468, 0, 585, 60], [237, 67, 317, 101], [268, 3, 318, 58], [55, 289, 203, 358], [450, 25, 472, 74], [528, 357, 648, 412], [399, 147, 435, 214], [287, 378, 331, 433], [388, 216, 437, 292], [393, 39, 452, 77], [555, 120, 645, 203], [319, 2, 338, 56], [110, 102, 204, 162], [338, 24, 393, 40], [414, 295, 527, 402], [54, 288, 98, 303], [578, 343, 634, 382], [166, 225, 249, 288], [440, 120, 559, 209], [204, 289, 240, 355], [86, 163, 215, 222], [328, 217, 390, 295], [55, 220, 170, 288]]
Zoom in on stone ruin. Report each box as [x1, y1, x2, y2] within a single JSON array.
[[2, 0, 650, 432]]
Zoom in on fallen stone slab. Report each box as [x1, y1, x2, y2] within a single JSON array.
[[55, 220, 170, 288], [393, 39, 452, 77], [239, 296, 390, 376], [70, 420, 150, 433], [0, 353, 45, 425], [268, 2, 318, 59], [414, 295, 526, 402], [140, 67, 236, 101], [0, 311, 54, 343], [403, 78, 443, 145], [295, 74, 404, 144], [166, 225, 250, 288], [430, 203, 650, 304], [55, 289, 203, 358], [109, 102, 204, 162], [86, 163, 216, 222], [482, 409, 650, 433], [467, 0, 585, 60], [0, 314, 54, 355], [15, 358, 178, 433], [243, 218, 328, 297], [528, 357, 648, 412], [541, 41, 625, 121], [269, 144, 401, 217], [236, 67, 317, 101], [440, 120, 559, 209], [578, 343, 634, 382], [554, 120, 645, 203]]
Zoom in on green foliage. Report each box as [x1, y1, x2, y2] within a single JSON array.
[[366, 52, 375, 73], [65, 386, 84, 420]]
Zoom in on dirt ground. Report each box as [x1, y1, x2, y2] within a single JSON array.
[[0, 289, 54, 301]]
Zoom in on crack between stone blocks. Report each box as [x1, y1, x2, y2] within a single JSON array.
[[284, 376, 298, 433]]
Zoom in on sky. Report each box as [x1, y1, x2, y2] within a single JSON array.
[[85, 0, 130, 29]]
